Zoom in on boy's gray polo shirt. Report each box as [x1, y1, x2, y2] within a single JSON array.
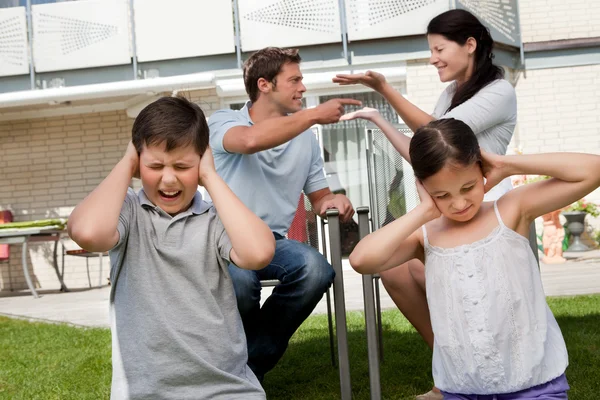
[[109, 188, 265, 400], [208, 101, 329, 236]]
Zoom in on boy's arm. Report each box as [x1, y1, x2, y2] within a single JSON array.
[[349, 182, 439, 275], [68, 142, 138, 252], [200, 148, 275, 270]]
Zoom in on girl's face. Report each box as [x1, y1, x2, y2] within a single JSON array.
[[427, 33, 476, 86], [421, 161, 485, 222]]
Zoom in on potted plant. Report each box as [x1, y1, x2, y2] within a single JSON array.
[[561, 199, 600, 252]]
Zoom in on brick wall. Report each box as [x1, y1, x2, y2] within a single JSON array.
[[519, 0, 600, 43], [0, 110, 132, 291], [512, 64, 600, 155], [405, 59, 449, 115]]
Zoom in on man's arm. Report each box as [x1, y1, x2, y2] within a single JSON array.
[[220, 98, 361, 154], [308, 188, 355, 223], [68, 142, 138, 252]]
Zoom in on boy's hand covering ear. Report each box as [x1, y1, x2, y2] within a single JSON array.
[[124, 141, 140, 179], [198, 147, 216, 186]]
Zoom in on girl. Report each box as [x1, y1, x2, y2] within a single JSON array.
[[349, 118, 600, 399], [335, 10, 520, 398]]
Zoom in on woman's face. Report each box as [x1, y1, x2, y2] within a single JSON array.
[[427, 33, 476, 86]]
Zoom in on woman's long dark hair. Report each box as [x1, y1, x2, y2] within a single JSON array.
[[427, 9, 504, 112], [409, 118, 481, 181]]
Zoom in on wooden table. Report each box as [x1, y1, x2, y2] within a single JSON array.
[[0, 227, 67, 298]]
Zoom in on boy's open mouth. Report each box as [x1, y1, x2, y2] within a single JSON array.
[[159, 190, 182, 200]]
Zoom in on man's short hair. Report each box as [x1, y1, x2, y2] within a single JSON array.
[[243, 47, 302, 102]]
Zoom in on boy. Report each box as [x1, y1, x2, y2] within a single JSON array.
[[68, 96, 275, 399]]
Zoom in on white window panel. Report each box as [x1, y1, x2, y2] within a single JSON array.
[[239, 0, 341, 52], [134, 0, 235, 62], [0, 6, 29, 77], [32, 0, 130, 73], [457, 0, 520, 46], [346, 0, 449, 42]]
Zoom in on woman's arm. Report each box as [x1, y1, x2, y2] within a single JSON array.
[[340, 107, 412, 162], [333, 71, 434, 131]]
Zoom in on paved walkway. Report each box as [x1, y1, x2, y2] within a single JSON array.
[[1, 258, 599, 328]]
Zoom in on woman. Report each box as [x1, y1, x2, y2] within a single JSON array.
[[334, 9, 519, 400]]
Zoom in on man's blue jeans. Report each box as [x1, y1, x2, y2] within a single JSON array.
[[228, 235, 335, 380]]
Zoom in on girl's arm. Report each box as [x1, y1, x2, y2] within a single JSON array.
[[200, 148, 275, 270], [340, 107, 411, 162], [483, 151, 600, 228], [333, 71, 434, 132], [68, 142, 138, 252], [349, 182, 439, 274]]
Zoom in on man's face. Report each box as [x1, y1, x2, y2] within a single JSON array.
[[139, 142, 200, 216], [268, 62, 306, 113]]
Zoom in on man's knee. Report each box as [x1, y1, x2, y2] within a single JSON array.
[[300, 248, 335, 290]]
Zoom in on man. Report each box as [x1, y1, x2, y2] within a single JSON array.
[[208, 47, 359, 381]]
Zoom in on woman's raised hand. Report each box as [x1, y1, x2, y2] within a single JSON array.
[[333, 70, 387, 92], [339, 107, 381, 122]]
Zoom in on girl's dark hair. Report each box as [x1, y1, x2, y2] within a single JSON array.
[[427, 9, 504, 112], [409, 118, 481, 181], [132, 96, 209, 156]]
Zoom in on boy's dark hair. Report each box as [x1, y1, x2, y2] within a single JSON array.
[[409, 118, 481, 181], [427, 9, 504, 112], [243, 47, 302, 102], [132, 96, 209, 155]]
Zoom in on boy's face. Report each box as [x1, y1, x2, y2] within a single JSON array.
[[139, 142, 200, 216]]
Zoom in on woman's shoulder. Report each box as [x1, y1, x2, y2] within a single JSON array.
[[480, 79, 516, 97]]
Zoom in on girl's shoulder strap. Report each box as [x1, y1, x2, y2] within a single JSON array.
[[493, 199, 507, 228], [421, 224, 430, 248]]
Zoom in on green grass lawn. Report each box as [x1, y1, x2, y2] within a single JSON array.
[[1, 295, 599, 399]]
